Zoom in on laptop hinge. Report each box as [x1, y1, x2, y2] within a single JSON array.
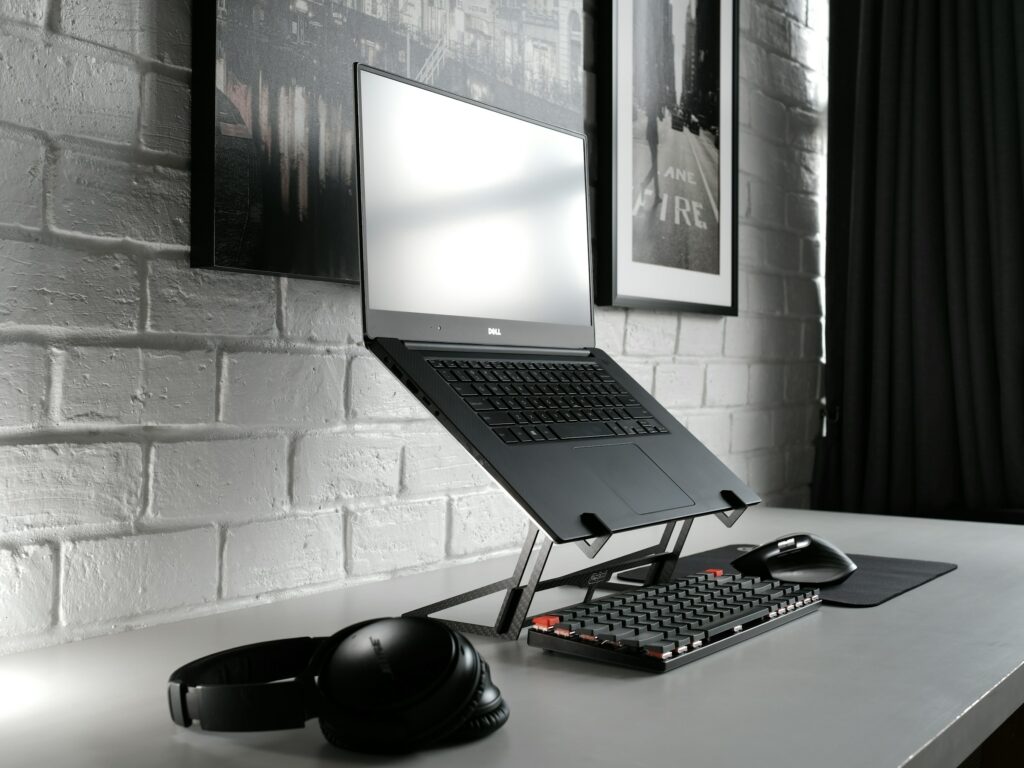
[[405, 341, 591, 357]]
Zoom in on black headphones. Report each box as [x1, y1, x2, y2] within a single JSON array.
[[167, 617, 509, 753]]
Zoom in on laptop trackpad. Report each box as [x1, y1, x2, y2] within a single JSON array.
[[573, 444, 695, 515]]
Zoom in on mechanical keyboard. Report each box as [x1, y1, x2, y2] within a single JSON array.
[[428, 358, 667, 444], [527, 572, 820, 672]]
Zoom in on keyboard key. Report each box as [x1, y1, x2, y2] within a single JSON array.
[[596, 626, 637, 643], [465, 398, 493, 411], [494, 428, 519, 444], [482, 412, 516, 427], [550, 422, 614, 440], [523, 426, 545, 441], [697, 607, 771, 641]]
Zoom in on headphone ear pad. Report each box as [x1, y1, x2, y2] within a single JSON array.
[[444, 660, 509, 745]]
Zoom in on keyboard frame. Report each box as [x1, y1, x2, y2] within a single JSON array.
[[527, 598, 821, 672]]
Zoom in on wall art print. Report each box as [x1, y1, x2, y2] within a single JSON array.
[[193, 0, 585, 283]]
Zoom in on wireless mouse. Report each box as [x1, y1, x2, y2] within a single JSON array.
[[732, 533, 857, 585]]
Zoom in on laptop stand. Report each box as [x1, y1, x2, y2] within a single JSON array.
[[404, 501, 748, 640]]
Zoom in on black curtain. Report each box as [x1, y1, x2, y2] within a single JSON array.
[[816, 0, 1024, 521]]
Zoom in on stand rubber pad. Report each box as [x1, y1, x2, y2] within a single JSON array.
[[618, 545, 957, 607]]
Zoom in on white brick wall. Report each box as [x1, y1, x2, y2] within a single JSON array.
[[0, 1, 826, 654]]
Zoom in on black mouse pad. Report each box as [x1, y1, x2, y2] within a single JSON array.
[[618, 545, 957, 607]]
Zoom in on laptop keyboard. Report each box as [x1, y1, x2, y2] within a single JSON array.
[[428, 358, 667, 444]]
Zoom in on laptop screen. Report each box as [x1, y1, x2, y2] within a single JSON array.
[[357, 67, 594, 348]]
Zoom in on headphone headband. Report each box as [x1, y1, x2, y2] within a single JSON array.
[[168, 637, 326, 731]]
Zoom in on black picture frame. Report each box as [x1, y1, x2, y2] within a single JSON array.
[[191, 1, 587, 285], [594, 0, 739, 315]]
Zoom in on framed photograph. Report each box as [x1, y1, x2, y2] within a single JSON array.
[[192, 0, 586, 284], [594, 0, 739, 314]]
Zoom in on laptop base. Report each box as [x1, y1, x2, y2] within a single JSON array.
[[402, 504, 747, 640]]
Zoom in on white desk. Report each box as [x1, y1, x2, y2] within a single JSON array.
[[2, 508, 1023, 767]]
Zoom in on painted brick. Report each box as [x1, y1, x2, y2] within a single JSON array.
[[786, 192, 820, 234], [60, 347, 140, 423], [786, 276, 821, 317], [787, 445, 817, 487], [0, 343, 46, 428], [727, 317, 801, 361], [682, 411, 731, 456], [654, 363, 704, 408], [147, 257, 277, 336], [748, 451, 787, 494], [0, 0, 45, 25], [222, 352, 345, 426], [151, 438, 287, 523], [732, 410, 774, 453], [761, 51, 816, 107], [0, 545, 53, 638], [53, 151, 189, 245], [773, 404, 819, 447], [802, 319, 823, 360], [677, 315, 724, 356], [594, 306, 626, 354], [348, 355, 428, 421], [0, 134, 43, 228], [283, 280, 362, 344], [763, 229, 803, 272], [403, 436, 492, 495], [140, 74, 190, 155], [624, 310, 677, 356], [801, 237, 821, 276], [763, 0, 807, 22], [788, 107, 826, 153], [747, 90, 788, 140], [790, 20, 827, 73], [60, 0, 141, 52], [742, 175, 786, 226], [785, 362, 820, 403], [706, 363, 749, 407], [747, 273, 785, 315], [737, 224, 764, 267], [0, 31, 138, 143], [61, 0, 192, 65], [747, 3, 792, 57], [0, 443, 142, 531], [223, 512, 345, 598], [740, 129, 783, 183], [0, 241, 139, 331], [139, 0, 191, 66], [348, 498, 446, 576], [292, 434, 401, 507], [450, 491, 528, 557], [62, 528, 218, 625], [61, 347, 216, 424], [724, 316, 764, 359], [749, 363, 785, 405], [806, 0, 827, 31], [142, 350, 217, 423]]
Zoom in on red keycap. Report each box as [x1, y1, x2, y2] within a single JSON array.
[[531, 615, 560, 629], [704, 568, 725, 577]]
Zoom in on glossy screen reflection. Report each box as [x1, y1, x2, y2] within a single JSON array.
[[360, 71, 592, 328]]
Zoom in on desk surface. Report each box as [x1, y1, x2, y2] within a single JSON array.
[[2, 507, 1023, 768]]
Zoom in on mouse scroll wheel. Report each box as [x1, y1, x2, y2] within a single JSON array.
[[778, 537, 797, 550]]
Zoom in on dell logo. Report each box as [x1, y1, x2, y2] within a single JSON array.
[[488, 328, 502, 336]]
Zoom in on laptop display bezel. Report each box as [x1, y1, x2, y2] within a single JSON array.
[[355, 64, 596, 350]]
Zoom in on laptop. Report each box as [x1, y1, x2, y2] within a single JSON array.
[[354, 65, 759, 544]]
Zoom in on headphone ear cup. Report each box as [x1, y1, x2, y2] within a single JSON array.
[[444, 660, 509, 745]]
